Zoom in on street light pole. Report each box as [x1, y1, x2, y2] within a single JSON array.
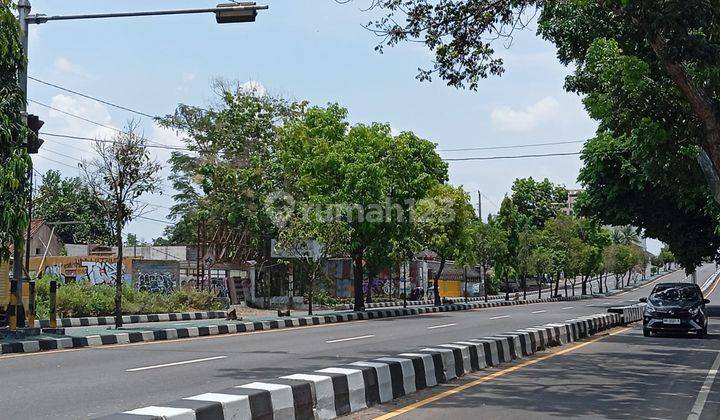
[[11, 0, 32, 329], [9, 1, 268, 330]]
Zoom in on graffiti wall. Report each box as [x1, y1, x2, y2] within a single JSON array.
[[30, 256, 134, 285], [132, 260, 180, 294]]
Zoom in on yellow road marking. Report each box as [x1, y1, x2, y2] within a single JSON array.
[[705, 272, 720, 297], [373, 326, 632, 420]]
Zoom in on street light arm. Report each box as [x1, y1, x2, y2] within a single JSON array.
[[26, 4, 268, 25]]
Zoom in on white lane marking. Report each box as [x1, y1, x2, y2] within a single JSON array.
[[325, 334, 375, 344], [126, 355, 227, 372], [688, 352, 720, 420], [617, 291, 629, 296], [561, 307, 574, 310], [427, 323, 457, 330], [489, 315, 510, 320], [531, 310, 546, 314]]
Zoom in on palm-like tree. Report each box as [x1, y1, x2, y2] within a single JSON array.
[[612, 225, 641, 246]]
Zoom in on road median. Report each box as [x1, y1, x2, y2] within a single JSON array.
[[97, 308, 637, 419]]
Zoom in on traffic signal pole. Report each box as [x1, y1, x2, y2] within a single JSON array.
[[10, 0, 32, 329]]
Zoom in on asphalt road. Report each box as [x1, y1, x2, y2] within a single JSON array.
[[351, 265, 720, 420], [0, 265, 711, 419]]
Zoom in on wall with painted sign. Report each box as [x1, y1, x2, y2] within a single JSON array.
[[132, 260, 180, 294], [30, 256, 133, 285]]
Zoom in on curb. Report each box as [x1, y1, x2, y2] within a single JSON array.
[[32, 311, 228, 329], [96, 309, 636, 419], [334, 295, 506, 310], [0, 296, 587, 356]]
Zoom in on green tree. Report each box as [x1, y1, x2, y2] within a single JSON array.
[[82, 123, 162, 328], [577, 219, 611, 295], [162, 84, 302, 290], [475, 220, 507, 301], [414, 184, 476, 306], [0, 1, 30, 261], [275, 104, 447, 311], [361, 0, 720, 272], [493, 197, 522, 300], [510, 177, 568, 229], [276, 213, 349, 315], [34, 170, 114, 245]]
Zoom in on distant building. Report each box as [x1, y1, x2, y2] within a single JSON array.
[[563, 188, 583, 216]]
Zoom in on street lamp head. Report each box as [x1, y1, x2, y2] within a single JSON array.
[[215, 2, 258, 24]]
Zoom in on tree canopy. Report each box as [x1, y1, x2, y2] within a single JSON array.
[[34, 170, 114, 245], [0, 1, 30, 261], [361, 0, 720, 271]]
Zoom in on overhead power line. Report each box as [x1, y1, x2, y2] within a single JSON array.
[[442, 151, 582, 161], [28, 76, 157, 119], [438, 140, 584, 152], [42, 132, 190, 152], [28, 99, 175, 148]]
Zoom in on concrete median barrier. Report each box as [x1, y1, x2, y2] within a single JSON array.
[[96, 312, 624, 420]]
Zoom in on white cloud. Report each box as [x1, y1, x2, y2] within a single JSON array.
[[47, 94, 114, 140], [239, 80, 267, 97], [490, 96, 561, 133], [182, 72, 196, 83], [54, 57, 87, 77]]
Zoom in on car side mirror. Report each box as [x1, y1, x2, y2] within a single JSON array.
[[639, 297, 647, 303], [704, 299, 710, 304]]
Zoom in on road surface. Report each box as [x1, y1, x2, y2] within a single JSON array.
[[0, 266, 710, 419]]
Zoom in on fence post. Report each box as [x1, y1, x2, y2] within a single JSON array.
[[8, 280, 17, 331], [27, 281, 35, 328], [49, 280, 57, 329]]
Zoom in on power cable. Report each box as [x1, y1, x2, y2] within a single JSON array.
[[438, 140, 583, 152], [442, 151, 581, 161], [28, 76, 157, 119]]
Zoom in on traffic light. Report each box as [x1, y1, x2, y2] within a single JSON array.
[[26, 113, 44, 154]]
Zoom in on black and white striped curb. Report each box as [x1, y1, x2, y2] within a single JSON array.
[[334, 293, 568, 311], [96, 311, 626, 420], [0, 296, 586, 356], [608, 305, 644, 323], [33, 311, 228, 329]]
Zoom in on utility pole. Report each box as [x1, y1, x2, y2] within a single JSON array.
[[477, 190, 482, 221], [11, 0, 32, 329]]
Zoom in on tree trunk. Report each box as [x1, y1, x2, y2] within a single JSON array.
[[581, 275, 587, 296], [598, 275, 603, 294], [308, 276, 314, 316], [563, 278, 568, 297], [366, 272, 374, 305], [537, 275, 542, 299], [553, 273, 560, 297], [114, 218, 123, 328], [433, 257, 445, 306], [353, 250, 365, 311], [481, 264, 488, 302]]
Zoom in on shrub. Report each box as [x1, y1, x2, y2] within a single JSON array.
[[31, 278, 222, 319]]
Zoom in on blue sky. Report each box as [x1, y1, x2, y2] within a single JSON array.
[[24, 1, 658, 252]]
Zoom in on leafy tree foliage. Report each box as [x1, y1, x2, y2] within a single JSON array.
[[274, 104, 447, 310], [0, 1, 30, 261], [511, 177, 567, 229], [414, 184, 476, 305], [33, 170, 114, 245], [361, 0, 720, 271]]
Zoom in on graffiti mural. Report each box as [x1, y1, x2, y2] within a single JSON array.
[[30, 256, 133, 284], [132, 260, 180, 294], [82, 261, 123, 286]]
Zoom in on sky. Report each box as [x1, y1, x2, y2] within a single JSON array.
[[22, 1, 662, 254]]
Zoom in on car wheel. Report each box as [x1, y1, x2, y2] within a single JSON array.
[[643, 328, 651, 337], [698, 326, 708, 339]]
